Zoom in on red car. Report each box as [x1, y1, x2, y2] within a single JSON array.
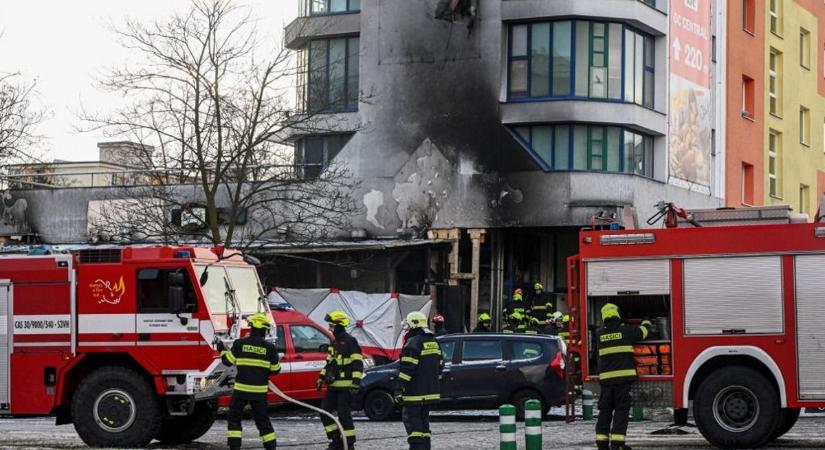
[[221, 307, 374, 406]]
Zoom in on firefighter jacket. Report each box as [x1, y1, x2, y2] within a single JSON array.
[[596, 318, 649, 386], [472, 324, 492, 333], [398, 328, 443, 405], [529, 292, 554, 319], [319, 325, 364, 390], [221, 330, 281, 397]]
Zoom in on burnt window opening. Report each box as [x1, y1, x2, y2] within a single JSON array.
[[294, 134, 352, 179]]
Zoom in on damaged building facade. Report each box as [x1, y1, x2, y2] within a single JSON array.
[[284, 0, 727, 328]]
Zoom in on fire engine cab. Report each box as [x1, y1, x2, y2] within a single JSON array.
[[0, 245, 271, 447], [567, 206, 825, 448]]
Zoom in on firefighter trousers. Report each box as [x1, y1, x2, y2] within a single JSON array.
[[402, 404, 432, 450], [227, 394, 276, 450], [595, 381, 633, 449], [320, 389, 355, 449]]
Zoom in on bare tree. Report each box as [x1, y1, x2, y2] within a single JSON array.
[[83, 0, 359, 248], [0, 72, 45, 165]]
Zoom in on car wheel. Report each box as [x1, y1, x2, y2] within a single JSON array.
[[511, 389, 544, 421], [364, 390, 396, 421], [693, 366, 780, 449], [769, 408, 800, 441]]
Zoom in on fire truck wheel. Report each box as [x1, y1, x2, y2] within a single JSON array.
[[71, 366, 161, 448], [155, 400, 218, 444], [693, 366, 780, 449], [769, 408, 801, 441]]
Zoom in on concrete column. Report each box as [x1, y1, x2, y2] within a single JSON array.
[[468, 228, 486, 329]]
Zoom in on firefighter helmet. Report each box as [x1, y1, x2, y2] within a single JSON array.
[[551, 311, 563, 322], [248, 312, 272, 330], [324, 310, 351, 327], [601, 303, 621, 320], [478, 312, 492, 322], [534, 282, 544, 291], [405, 311, 428, 329], [510, 311, 524, 321], [513, 292, 523, 301], [562, 314, 570, 323]]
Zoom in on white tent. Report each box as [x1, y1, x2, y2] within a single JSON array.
[[271, 288, 432, 360]]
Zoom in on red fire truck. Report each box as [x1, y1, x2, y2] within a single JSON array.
[[567, 212, 825, 448], [0, 245, 271, 447]]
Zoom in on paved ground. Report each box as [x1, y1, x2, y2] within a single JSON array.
[[0, 410, 823, 449]]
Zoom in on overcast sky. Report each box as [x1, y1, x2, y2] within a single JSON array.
[[0, 0, 297, 162]]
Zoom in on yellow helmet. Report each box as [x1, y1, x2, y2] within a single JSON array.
[[534, 282, 544, 290], [248, 312, 272, 330], [324, 310, 350, 327], [601, 303, 620, 320], [562, 314, 570, 323], [478, 312, 492, 322], [510, 311, 524, 321], [513, 293, 523, 301], [404, 311, 428, 329]]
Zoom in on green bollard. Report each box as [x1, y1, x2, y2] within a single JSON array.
[[632, 404, 644, 422], [582, 390, 594, 420], [499, 404, 517, 450], [524, 399, 542, 450]]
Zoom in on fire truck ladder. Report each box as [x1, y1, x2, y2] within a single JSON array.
[[564, 256, 583, 424]]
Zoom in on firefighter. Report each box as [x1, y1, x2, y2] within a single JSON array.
[[220, 312, 281, 450], [397, 311, 443, 450], [595, 303, 651, 450], [431, 314, 447, 336], [526, 315, 542, 335], [317, 310, 363, 450], [542, 311, 563, 335], [502, 311, 522, 334], [529, 282, 554, 321], [505, 289, 527, 316], [558, 314, 571, 342], [472, 312, 492, 332]]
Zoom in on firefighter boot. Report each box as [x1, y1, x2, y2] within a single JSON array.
[[597, 442, 610, 450], [611, 444, 632, 450], [264, 441, 276, 450]]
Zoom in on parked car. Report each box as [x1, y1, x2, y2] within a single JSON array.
[[220, 305, 374, 407], [354, 333, 566, 420]]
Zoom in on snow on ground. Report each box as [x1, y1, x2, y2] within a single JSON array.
[[0, 412, 824, 449]]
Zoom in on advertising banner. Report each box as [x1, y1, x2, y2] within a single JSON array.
[[669, 0, 713, 188]]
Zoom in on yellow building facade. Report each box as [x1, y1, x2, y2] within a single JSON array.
[[764, 0, 825, 217]]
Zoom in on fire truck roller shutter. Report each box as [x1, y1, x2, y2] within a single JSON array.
[[586, 260, 670, 296], [793, 254, 825, 400], [683, 256, 783, 336]]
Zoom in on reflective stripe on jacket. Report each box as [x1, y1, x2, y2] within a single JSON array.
[[596, 319, 648, 385], [221, 333, 281, 396], [398, 328, 443, 405], [319, 328, 363, 390]]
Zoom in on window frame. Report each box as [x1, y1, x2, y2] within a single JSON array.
[[742, 0, 755, 34], [800, 28, 811, 69], [289, 324, 332, 354], [768, 130, 779, 197], [741, 75, 755, 119], [294, 133, 352, 179], [506, 20, 654, 107], [800, 106, 811, 146], [768, 50, 780, 116], [306, 36, 360, 113], [304, 0, 360, 16], [512, 124, 653, 177], [460, 339, 504, 363], [769, 0, 781, 36], [800, 184, 810, 214], [136, 267, 198, 314]]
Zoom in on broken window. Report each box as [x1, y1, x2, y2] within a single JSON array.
[[294, 134, 353, 179]]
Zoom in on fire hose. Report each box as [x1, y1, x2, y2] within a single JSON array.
[[266, 381, 350, 450]]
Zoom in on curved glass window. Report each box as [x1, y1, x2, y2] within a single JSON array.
[[513, 125, 653, 177], [508, 21, 654, 107]]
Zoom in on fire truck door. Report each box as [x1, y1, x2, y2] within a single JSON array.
[[794, 255, 825, 400], [0, 281, 9, 407]]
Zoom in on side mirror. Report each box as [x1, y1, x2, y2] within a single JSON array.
[[169, 286, 185, 314], [199, 269, 209, 286], [243, 255, 261, 266]]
